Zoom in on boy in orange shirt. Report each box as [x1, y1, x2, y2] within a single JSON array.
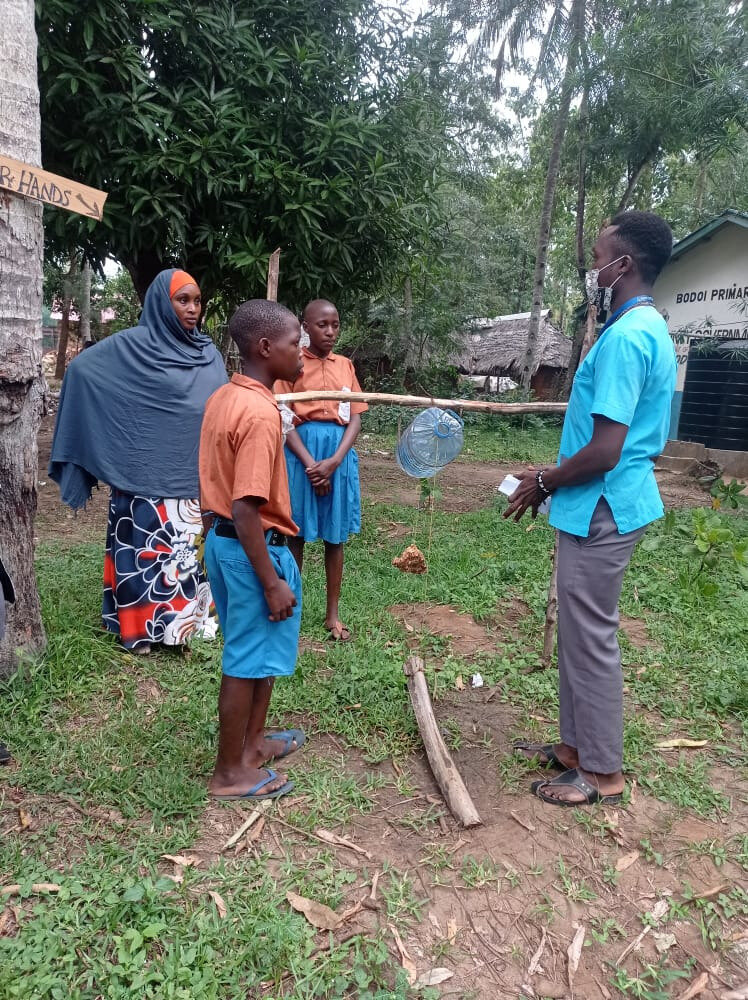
[[199, 300, 304, 800]]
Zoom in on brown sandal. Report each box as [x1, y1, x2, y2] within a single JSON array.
[[326, 621, 352, 642]]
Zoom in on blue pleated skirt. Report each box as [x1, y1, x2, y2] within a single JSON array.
[[285, 422, 361, 544]]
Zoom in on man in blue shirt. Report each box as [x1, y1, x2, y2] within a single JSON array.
[[505, 211, 676, 807]]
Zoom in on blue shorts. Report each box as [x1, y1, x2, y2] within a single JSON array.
[[204, 530, 302, 679]]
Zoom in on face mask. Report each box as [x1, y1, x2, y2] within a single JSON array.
[[585, 254, 626, 322]]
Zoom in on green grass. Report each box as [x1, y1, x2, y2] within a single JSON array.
[[360, 411, 562, 465], [1, 448, 747, 996]]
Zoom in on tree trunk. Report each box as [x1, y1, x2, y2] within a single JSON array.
[[0, 0, 46, 677], [79, 259, 92, 345], [575, 86, 590, 285], [518, 0, 585, 392], [563, 311, 587, 399], [403, 275, 413, 344], [692, 157, 707, 228], [54, 258, 76, 380], [125, 249, 167, 304], [616, 149, 656, 215]]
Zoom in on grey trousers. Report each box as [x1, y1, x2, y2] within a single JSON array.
[[557, 498, 646, 773]]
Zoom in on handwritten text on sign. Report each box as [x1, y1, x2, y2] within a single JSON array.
[[0, 154, 107, 220]]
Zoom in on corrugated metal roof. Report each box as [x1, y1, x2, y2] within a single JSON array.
[[671, 208, 748, 260]]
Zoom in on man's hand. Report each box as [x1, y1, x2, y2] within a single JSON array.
[[264, 579, 298, 622], [502, 468, 541, 522]]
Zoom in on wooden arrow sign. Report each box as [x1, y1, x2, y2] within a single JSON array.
[[0, 154, 107, 220]]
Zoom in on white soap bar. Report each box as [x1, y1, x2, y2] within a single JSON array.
[[498, 474, 550, 514]]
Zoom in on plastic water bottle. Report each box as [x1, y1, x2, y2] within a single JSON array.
[[396, 407, 464, 478]]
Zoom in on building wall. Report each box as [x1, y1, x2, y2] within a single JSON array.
[[654, 223, 748, 440]]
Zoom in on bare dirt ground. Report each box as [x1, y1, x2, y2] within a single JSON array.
[[29, 417, 745, 999]]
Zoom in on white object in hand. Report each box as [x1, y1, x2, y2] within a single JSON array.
[[498, 474, 550, 515]]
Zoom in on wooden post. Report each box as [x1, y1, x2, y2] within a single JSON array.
[[403, 656, 482, 828], [266, 248, 281, 301], [541, 537, 559, 669], [540, 300, 596, 668]]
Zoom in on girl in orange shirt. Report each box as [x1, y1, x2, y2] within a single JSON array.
[[276, 300, 367, 641]]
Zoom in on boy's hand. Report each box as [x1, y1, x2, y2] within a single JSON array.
[[264, 579, 298, 621]]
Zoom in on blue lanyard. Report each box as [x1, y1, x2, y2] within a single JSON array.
[[599, 295, 654, 336]]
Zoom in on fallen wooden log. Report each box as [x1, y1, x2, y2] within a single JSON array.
[[402, 656, 482, 828], [276, 389, 566, 416]]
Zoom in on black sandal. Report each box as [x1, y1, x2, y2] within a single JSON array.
[[0, 743, 11, 766], [513, 741, 570, 772], [531, 768, 623, 807]]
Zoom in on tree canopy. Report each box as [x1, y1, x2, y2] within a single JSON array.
[[37, 0, 748, 371], [37, 0, 463, 306]]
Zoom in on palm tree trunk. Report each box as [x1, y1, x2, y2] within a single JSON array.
[[575, 86, 590, 285], [519, 0, 585, 392], [0, 0, 46, 676]]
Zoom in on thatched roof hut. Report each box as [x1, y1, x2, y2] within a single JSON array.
[[451, 310, 571, 400]]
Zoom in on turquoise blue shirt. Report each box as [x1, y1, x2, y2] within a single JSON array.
[[549, 301, 676, 537]]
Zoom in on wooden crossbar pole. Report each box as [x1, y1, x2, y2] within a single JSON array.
[[275, 389, 566, 416]]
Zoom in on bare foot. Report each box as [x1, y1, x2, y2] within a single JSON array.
[[208, 763, 288, 798], [537, 767, 624, 805], [516, 742, 579, 769]]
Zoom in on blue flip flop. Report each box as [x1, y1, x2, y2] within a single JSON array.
[[212, 767, 294, 801], [266, 729, 306, 762]]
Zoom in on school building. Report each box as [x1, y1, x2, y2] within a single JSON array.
[[654, 209, 748, 476]]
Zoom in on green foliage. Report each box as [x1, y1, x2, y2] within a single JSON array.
[[96, 269, 142, 333], [610, 962, 693, 1000], [37, 1, 464, 307], [710, 477, 748, 511], [641, 506, 748, 595]]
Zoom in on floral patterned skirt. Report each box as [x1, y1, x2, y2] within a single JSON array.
[[102, 490, 217, 650]]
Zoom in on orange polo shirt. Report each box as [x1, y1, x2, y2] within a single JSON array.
[[199, 374, 298, 536], [275, 348, 368, 425]]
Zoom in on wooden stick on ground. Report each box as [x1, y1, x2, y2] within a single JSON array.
[[221, 800, 271, 851], [276, 389, 567, 416], [403, 656, 482, 828]]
